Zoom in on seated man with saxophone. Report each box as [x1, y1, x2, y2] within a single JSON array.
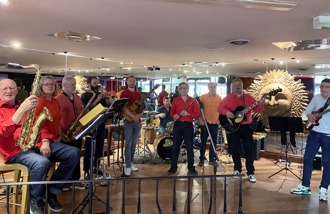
[[56, 76, 85, 190], [81, 76, 110, 179], [0, 78, 80, 214]]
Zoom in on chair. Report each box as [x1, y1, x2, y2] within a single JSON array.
[[0, 155, 29, 214], [0, 156, 56, 214]]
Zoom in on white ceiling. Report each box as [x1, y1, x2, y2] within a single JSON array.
[[1, 0, 330, 79]]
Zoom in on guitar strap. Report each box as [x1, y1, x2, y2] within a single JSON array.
[[241, 93, 246, 107], [323, 97, 330, 110]]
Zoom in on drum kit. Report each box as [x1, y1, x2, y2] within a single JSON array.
[[139, 111, 176, 162]]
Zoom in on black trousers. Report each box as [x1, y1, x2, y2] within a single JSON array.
[[171, 121, 195, 171], [227, 124, 255, 175]]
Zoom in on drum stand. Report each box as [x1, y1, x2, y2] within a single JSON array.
[[135, 127, 155, 163]]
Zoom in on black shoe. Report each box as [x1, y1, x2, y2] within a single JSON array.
[[47, 192, 62, 212], [167, 167, 177, 174], [84, 171, 90, 180], [198, 160, 204, 166], [30, 198, 44, 214], [188, 168, 198, 175], [93, 168, 103, 175]]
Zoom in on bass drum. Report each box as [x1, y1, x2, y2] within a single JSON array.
[[153, 135, 173, 161]]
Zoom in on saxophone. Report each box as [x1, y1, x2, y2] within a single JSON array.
[[66, 88, 96, 142], [15, 64, 53, 151]]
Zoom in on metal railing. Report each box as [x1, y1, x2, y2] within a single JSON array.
[[0, 174, 244, 214]]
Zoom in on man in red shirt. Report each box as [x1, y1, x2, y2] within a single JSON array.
[[56, 76, 85, 190], [157, 85, 168, 107], [120, 76, 143, 176], [218, 78, 264, 183], [168, 82, 200, 175]]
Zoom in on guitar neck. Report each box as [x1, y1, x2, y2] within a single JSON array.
[[241, 100, 261, 115], [316, 108, 330, 118]]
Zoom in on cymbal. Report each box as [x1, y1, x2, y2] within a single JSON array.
[[143, 111, 159, 115]]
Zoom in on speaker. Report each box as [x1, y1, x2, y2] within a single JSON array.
[[218, 77, 226, 84]]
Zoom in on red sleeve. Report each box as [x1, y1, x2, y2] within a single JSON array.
[[190, 100, 200, 119], [218, 95, 230, 115], [170, 98, 177, 118]]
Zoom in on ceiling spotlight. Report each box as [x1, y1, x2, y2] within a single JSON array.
[[11, 42, 21, 49], [0, 0, 10, 5]]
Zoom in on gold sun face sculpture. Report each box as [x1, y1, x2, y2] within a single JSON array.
[[247, 69, 309, 127], [74, 75, 88, 96]]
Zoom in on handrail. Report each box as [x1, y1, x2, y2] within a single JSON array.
[[0, 174, 244, 214]]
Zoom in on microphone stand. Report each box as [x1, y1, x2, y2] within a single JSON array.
[[195, 95, 225, 174]]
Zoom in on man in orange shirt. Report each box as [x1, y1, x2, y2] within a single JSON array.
[[198, 82, 222, 166]]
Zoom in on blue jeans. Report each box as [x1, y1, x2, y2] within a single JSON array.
[[302, 131, 330, 189], [200, 124, 219, 162], [171, 121, 195, 171], [124, 122, 142, 168], [83, 122, 106, 171], [8, 142, 80, 203]]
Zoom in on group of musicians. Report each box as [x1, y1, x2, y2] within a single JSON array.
[[0, 74, 330, 214]]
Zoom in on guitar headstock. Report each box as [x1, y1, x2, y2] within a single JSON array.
[[153, 84, 161, 91], [262, 87, 282, 99]]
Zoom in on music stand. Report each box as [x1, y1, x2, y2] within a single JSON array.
[[74, 112, 115, 213], [268, 117, 302, 180], [106, 99, 129, 176]]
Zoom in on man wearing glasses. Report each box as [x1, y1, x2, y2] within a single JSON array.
[[168, 82, 200, 175]]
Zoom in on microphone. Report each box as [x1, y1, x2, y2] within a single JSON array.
[[8, 63, 23, 69], [194, 94, 204, 109]]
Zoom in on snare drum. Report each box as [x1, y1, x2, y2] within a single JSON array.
[[153, 135, 173, 161]]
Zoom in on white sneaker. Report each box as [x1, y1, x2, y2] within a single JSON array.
[[319, 187, 328, 202], [131, 163, 139, 172], [248, 174, 256, 183], [125, 168, 131, 176], [290, 184, 311, 195], [233, 170, 240, 179]]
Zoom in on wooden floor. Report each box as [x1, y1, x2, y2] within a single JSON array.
[[1, 131, 329, 214]]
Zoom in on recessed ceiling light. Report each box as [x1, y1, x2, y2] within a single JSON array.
[[0, 0, 10, 5], [11, 42, 21, 49]]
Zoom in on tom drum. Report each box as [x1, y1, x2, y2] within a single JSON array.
[[143, 126, 157, 144], [153, 135, 173, 161]]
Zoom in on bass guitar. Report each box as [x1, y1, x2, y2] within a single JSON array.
[[305, 107, 330, 130], [121, 84, 160, 123], [219, 88, 282, 133]]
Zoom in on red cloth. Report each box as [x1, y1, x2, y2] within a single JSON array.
[[157, 90, 168, 107], [55, 93, 83, 134], [0, 100, 22, 162], [35, 96, 61, 147], [120, 88, 142, 101], [170, 96, 200, 122], [218, 93, 263, 125]]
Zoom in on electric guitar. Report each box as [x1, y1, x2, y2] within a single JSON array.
[[219, 88, 282, 133], [305, 107, 330, 130], [121, 84, 160, 123]]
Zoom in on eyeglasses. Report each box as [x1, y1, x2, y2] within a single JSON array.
[[179, 87, 188, 90], [0, 87, 17, 91], [42, 83, 55, 87]]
